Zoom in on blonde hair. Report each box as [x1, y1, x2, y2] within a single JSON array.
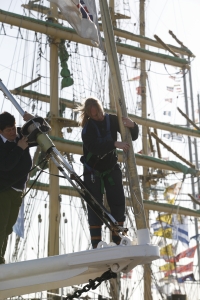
[[74, 97, 104, 127]]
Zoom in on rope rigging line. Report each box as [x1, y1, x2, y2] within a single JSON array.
[[22, 158, 48, 199]]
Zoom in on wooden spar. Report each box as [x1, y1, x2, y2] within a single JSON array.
[[154, 35, 179, 57], [27, 182, 200, 218], [0, 9, 190, 68], [188, 194, 200, 207], [150, 132, 196, 168], [153, 128, 161, 158], [48, 4, 60, 260], [13, 76, 41, 91], [177, 107, 200, 130], [169, 30, 189, 49], [108, 2, 120, 299], [10, 88, 200, 139], [99, 0, 147, 231], [148, 128, 154, 153], [21, 3, 194, 57], [44, 136, 199, 174]]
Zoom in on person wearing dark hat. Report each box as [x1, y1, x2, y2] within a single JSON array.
[[0, 111, 34, 264]]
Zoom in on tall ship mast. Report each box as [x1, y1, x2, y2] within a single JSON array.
[[0, 1, 200, 299]]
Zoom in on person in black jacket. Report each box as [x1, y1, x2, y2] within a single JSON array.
[[0, 111, 34, 264], [75, 97, 139, 248]]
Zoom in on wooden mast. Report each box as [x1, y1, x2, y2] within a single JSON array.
[[99, 1, 148, 232], [47, 3, 61, 297], [48, 2, 60, 259], [139, 1, 152, 299], [108, 0, 117, 113]]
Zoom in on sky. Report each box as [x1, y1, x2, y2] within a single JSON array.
[[1, 0, 200, 108], [0, 1, 200, 299]]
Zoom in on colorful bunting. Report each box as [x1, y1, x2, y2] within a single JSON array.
[[136, 86, 142, 95], [151, 221, 171, 233], [154, 227, 172, 239], [177, 273, 196, 283], [121, 269, 133, 279], [165, 245, 197, 263], [156, 214, 172, 225], [165, 98, 173, 103], [167, 86, 174, 92], [164, 262, 193, 277], [172, 215, 189, 246], [153, 214, 189, 246], [165, 182, 182, 195], [160, 244, 174, 257], [176, 245, 197, 261], [159, 262, 175, 272], [163, 182, 181, 204], [167, 197, 175, 205], [172, 133, 183, 141], [163, 133, 171, 139], [163, 111, 171, 116]]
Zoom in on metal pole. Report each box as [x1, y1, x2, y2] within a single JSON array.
[[139, 0, 152, 299], [0, 80, 25, 116], [188, 64, 200, 281], [198, 94, 200, 126], [99, 1, 148, 235]]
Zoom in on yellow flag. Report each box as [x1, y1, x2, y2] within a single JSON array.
[[156, 214, 172, 225], [154, 228, 172, 239], [159, 262, 175, 272], [168, 197, 175, 205], [165, 182, 182, 195], [160, 244, 173, 256], [164, 182, 182, 204], [163, 191, 175, 204]]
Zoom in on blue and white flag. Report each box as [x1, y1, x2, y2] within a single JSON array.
[[167, 86, 174, 92], [49, 0, 102, 48], [172, 215, 189, 246], [13, 199, 24, 238], [151, 221, 171, 233]]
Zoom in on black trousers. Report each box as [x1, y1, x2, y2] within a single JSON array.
[[84, 165, 126, 226], [0, 188, 22, 257]]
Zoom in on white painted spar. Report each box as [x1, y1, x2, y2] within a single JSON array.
[[0, 244, 159, 298]]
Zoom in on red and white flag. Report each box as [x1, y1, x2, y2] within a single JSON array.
[[164, 261, 193, 277], [165, 98, 172, 103]]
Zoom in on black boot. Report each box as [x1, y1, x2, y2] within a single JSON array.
[[0, 256, 5, 264], [89, 225, 102, 249]]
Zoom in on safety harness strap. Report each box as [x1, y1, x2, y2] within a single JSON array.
[[84, 162, 115, 194]]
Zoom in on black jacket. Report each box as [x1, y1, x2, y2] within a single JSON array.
[[0, 127, 32, 190], [81, 114, 139, 172]]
